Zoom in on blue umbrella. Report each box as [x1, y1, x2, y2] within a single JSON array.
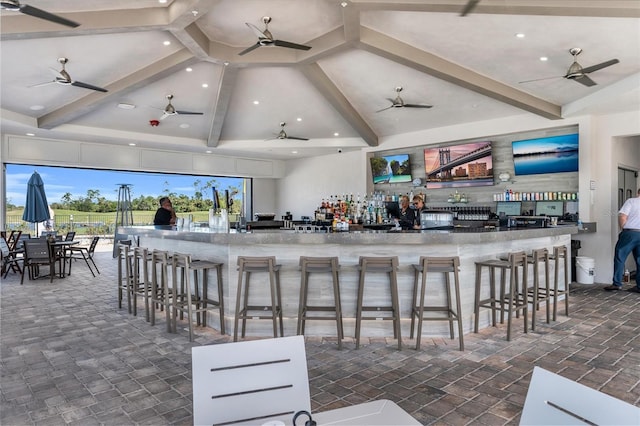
[[22, 171, 51, 226]]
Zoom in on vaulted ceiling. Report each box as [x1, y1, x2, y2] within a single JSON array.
[[1, 0, 639, 160]]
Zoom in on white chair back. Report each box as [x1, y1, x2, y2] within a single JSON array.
[[520, 367, 640, 425], [192, 335, 310, 426]]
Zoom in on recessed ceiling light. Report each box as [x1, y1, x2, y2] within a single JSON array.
[[186, 67, 193, 72], [29, 105, 44, 111], [296, 117, 302, 122], [25, 133, 35, 136], [163, 40, 171, 46], [223, 61, 230, 66], [202, 83, 208, 88], [253, 100, 260, 105], [191, 10, 198, 16], [515, 33, 525, 38], [117, 102, 136, 110], [129, 143, 136, 146], [291, 150, 298, 154], [540, 56, 548, 61], [179, 123, 190, 129], [341, 1, 348, 7], [205, 150, 212, 154], [158, 0, 167, 3], [334, 132, 339, 137]]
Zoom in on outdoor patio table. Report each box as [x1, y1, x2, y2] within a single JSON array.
[[311, 399, 421, 425], [49, 240, 79, 278]]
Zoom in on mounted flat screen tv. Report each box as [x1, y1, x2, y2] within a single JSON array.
[[370, 154, 412, 184], [424, 141, 493, 189], [535, 201, 564, 217], [512, 133, 579, 176]]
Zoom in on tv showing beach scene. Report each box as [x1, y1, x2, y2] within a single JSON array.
[[512, 133, 579, 176], [370, 154, 412, 184]]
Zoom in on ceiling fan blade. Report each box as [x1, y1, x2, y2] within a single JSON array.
[[245, 22, 268, 39], [29, 80, 56, 88], [404, 103, 433, 109], [573, 74, 597, 87], [581, 59, 619, 74], [159, 112, 171, 120], [71, 81, 108, 92], [460, 0, 480, 16], [376, 105, 394, 113], [273, 40, 312, 51], [20, 4, 80, 28], [238, 43, 261, 56], [518, 75, 562, 84], [48, 67, 66, 80], [175, 110, 204, 116], [286, 136, 309, 141]]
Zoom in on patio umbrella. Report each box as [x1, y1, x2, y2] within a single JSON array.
[[22, 171, 50, 235]]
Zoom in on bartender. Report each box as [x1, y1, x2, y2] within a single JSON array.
[[411, 194, 426, 230], [397, 195, 417, 230]]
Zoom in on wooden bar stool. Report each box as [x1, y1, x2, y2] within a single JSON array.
[[234, 256, 283, 341], [474, 251, 528, 341], [549, 245, 570, 321], [410, 256, 464, 351], [149, 249, 172, 333], [190, 259, 225, 335], [297, 256, 344, 349], [132, 246, 153, 321], [355, 256, 402, 350], [116, 241, 133, 313], [527, 248, 551, 331]]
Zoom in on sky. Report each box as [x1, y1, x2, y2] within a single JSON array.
[[5, 164, 242, 207]]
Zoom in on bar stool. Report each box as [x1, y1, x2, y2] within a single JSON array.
[[297, 256, 344, 349], [355, 256, 402, 350], [410, 256, 464, 351], [234, 256, 283, 341], [190, 259, 225, 334], [116, 241, 133, 313], [527, 248, 551, 331], [132, 246, 153, 321], [548, 245, 570, 321], [474, 251, 528, 341], [149, 249, 172, 333]]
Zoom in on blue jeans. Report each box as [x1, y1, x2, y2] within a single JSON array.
[[613, 229, 640, 287]]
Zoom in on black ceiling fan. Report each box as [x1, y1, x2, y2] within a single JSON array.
[[159, 95, 204, 120], [376, 87, 433, 112], [460, 0, 481, 16], [0, 0, 79, 27], [31, 57, 107, 92], [519, 48, 620, 87], [267, 122, 309, 141], [239, 16, 312, 56]]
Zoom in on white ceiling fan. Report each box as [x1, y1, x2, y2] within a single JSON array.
[[239, 16, 312, 56], [31, 57, 107, 92], [376, 87, 432, 113], [159, 95, 204, 120]]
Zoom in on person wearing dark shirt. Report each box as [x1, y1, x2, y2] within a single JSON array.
[[412, 194, 426, 230], [396, 195, 417, 230], [154, 196, 176, 226]]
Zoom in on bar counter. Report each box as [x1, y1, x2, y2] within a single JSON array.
[[119, 225, 577, 340]]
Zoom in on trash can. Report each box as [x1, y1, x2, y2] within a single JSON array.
[[570, 239, 581, 282], [576, 256, 595, 284]]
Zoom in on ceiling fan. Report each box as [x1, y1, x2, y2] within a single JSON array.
[[376, 87, 433, 112], [239, 16, 312, 56], [159, 95, 204, 120], [519, 48, 620, 87], [0, 0, 79, 27], [31, 58, 107, 92], [267, 122, 309, 141], [460, 0, 481, 17]]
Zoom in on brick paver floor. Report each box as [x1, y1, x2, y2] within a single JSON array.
[[2, 250, 639, 425]]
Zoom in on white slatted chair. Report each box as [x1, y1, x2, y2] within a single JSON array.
[[520, 367, 640, 425], [192, 335, 311, 426]]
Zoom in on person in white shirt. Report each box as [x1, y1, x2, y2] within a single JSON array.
[[605, 188, 640, 292]]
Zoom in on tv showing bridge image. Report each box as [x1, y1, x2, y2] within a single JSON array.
[[424, 142, 494, 189]]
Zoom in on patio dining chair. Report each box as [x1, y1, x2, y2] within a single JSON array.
[[67, 236, 100, 277], [192, 335, 311, 426], [1, 237, 23, 278], [64, 231, 76, 241], [21, 239, 58, 283]]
